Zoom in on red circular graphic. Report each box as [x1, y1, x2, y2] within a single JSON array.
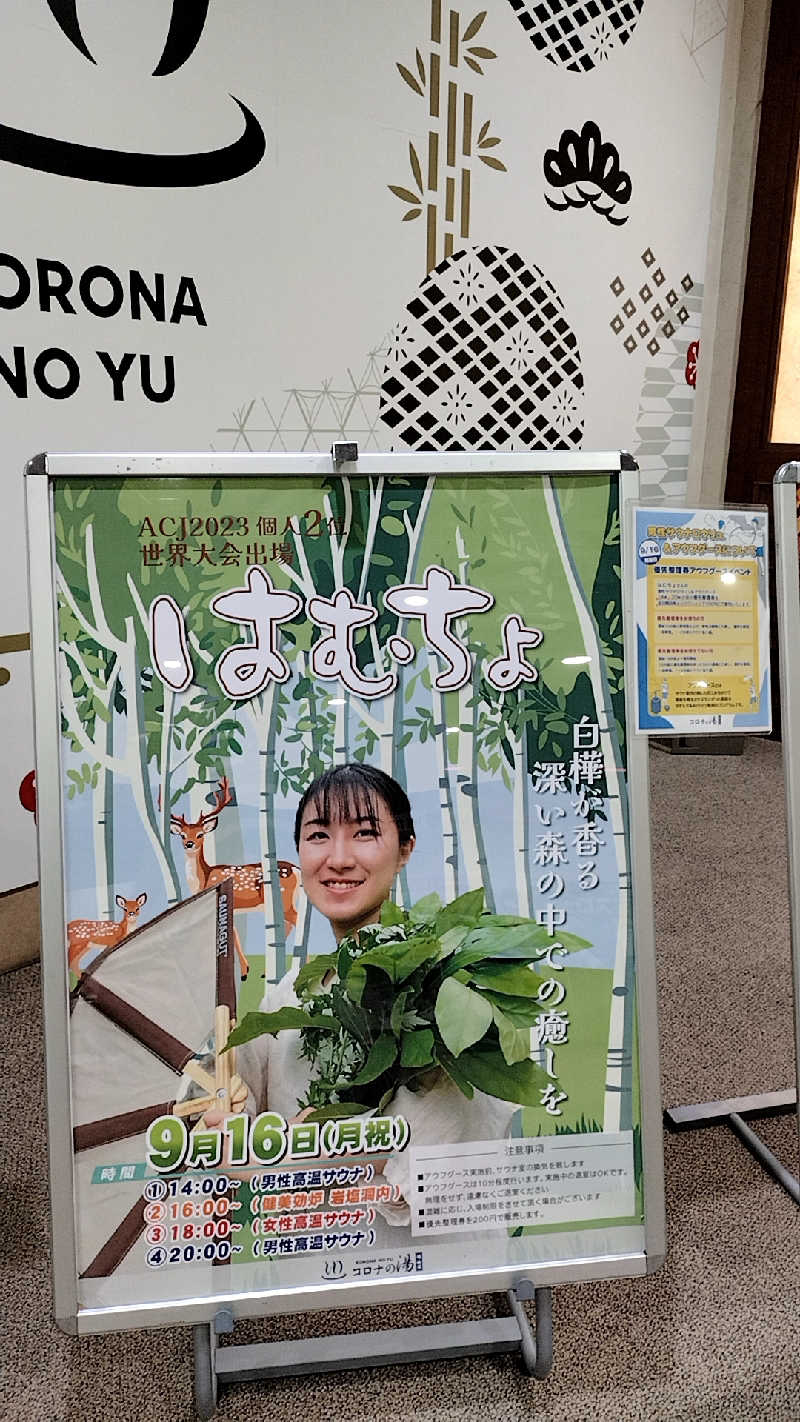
[[685, 340, 699, 388], [19, 770, 36, 820]]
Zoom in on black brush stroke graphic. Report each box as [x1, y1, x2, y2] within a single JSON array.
[[46, 0, 95, 63], [0, 96, 265, 186], [48, 0, 210, 75], [543, 120, 631, 226], [153, 0, 211, 76]]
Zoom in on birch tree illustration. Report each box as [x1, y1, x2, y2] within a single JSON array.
[[58, 519, 182, 905]]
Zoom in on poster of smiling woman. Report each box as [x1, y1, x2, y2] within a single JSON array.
[[28, 450, 663, 1330]]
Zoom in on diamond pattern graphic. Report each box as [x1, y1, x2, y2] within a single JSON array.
[[507, 0, 645, 73], [378, 245, 584, 451], [609, 248, 695, 357]]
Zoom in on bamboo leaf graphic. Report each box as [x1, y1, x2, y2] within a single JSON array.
[[409, 142, 423, 193], [478, 119, 490, 142], [479, 136, 501, 148], [479, 153, 507, 171], [402, 207, 422, 221], [415, 48, 426, 84], [464, 56, 483, 74], [463, 11, 487, 41], [397, 61, 424, 95], [468, 46, 496, 59], [389, 184, 423, 205]]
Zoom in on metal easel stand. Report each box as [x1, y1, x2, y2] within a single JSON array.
[[192, 1284, 554, 1420], [664, 1090, 799, 1204]]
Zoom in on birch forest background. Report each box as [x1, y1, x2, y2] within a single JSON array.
[[55, 469, 636, 1141]]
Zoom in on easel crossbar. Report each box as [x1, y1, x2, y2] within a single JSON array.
[[215, 1316, 524, 1380]]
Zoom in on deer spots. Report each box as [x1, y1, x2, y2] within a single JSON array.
[[67, 891, 147, 974]]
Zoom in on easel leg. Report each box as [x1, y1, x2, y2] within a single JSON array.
[[193, 1321, 218, 1421], [508, 1283, 553, 1378], [190, 1287, 556, 1412], [665, 1092, 798, 1205]]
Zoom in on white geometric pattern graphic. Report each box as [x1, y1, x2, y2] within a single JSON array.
[[632, 283, 703, 503], [379, 245, 584, 451], [214, 348, 387, 452]]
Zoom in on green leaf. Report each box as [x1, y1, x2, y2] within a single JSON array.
[[337, 940, 355, 980], [435, 1045, 474, 1099], [292, 955, 336, 1001], [330, 985, 372, 1046], [435, 977, 493, 1057], [304, 1102, 370, 1122], [434, 887, 484, 936], [345, 960, 366, 1004], [225, 1007, 335, 1048], [449, 921, 590, 968], [356, 937, 440, 985], [390, 989, 410, 1036], [295, 959, 334, 1011], [380, 899, 407, 927], [409, 891, 443, 924], [491, 1003, 532, 1065], [458, 1048, 547, 1105], [348, 1032, 398, 1086], [437, 924, 471, 957], [400, 1028, 435, 1068], [470, 961, 541, 996], [380, 514, 406, 535], [478, 991, 542, 1028]]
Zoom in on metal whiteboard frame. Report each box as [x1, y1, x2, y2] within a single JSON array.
[[25, 449, 665, 1338], [772, 464, 800, 1146]]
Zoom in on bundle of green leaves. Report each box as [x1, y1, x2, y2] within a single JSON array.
[[225, 889, 590, 1121]]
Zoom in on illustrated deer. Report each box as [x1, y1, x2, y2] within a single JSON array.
[[67, 892, 148, 975], [170, 778, 301, 981]]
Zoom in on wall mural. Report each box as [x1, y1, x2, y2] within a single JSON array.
[[543, 121, 632, 225], [0, 1, 728, 891], [506, 0, 646, 72], [388, 3, 506, 272], [379, 246, 584, 450], [632, 282, 704, 505], [210, 0, 721, 495]]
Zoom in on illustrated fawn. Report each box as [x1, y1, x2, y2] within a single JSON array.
[[67, 892, 148, 974], [170, 778, 301, 981]]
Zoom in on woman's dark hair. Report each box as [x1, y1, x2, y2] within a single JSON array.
[[294, 764, 415, 849]]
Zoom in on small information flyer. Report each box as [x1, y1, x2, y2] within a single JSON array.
[[633, 507, 770, 735]]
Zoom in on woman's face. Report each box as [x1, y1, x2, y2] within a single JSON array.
[[297, 794, 414, 942]]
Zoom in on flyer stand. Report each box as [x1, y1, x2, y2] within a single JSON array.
[[26, 448, 664, 1416], [630, 493, 797, 1202]]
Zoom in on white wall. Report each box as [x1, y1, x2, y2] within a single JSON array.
[[0, 0, 729, 890]]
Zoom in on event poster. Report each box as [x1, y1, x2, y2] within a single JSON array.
[[55, 468, 644, 1316], [633, 506, 771, 735]]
